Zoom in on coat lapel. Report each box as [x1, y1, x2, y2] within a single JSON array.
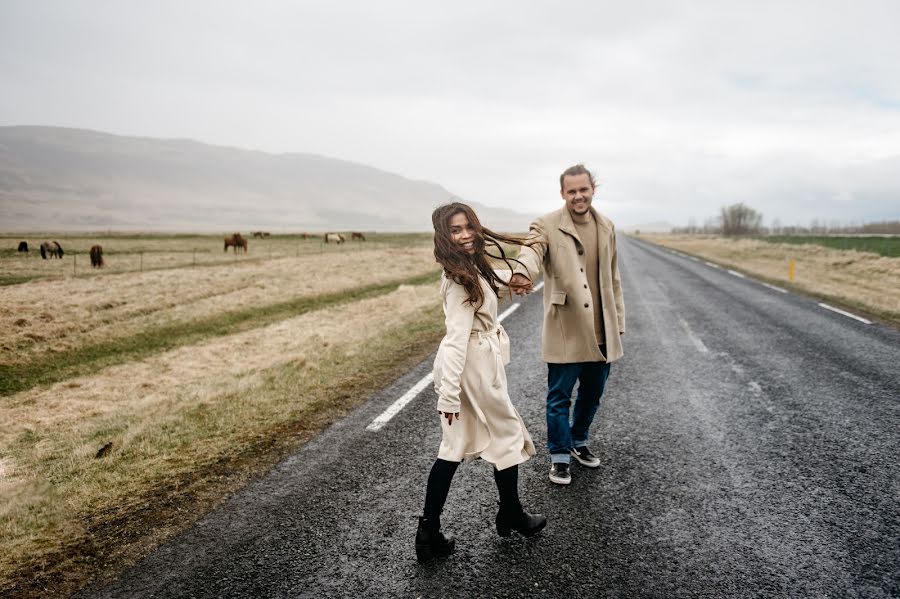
[[557, 207, 582, 246]]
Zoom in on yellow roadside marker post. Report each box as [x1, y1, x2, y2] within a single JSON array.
[[789, 258, 795, 281]]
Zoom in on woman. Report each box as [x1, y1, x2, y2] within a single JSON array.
[[416, 202, 547, 563]]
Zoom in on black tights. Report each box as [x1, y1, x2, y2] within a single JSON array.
[[422, 459, 520, 521]]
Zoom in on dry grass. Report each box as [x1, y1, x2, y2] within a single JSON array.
[[0, 234, 418, 282], [640, 235, 900, 321], [0, 247, 435, 366], [0, 281, 442, 588], [0, 232, 448, 595]]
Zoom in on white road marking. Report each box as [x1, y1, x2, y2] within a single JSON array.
[[365, 374, 434, 432], [818, 303, 872, 325], [678, 318, 709, 353], [747, 381, 775, 413], [703, 261, 721, 269], [533, 281, 545, 292], [688, 256, 700, 262], [366, 292, 528, 432], [760, 282, 788, 294], [727, 269, 745, 278], [497, 302, 521, 322]]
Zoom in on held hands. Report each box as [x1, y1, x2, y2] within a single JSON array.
[[440, 411, 460, 425], [508, 273, 533, 296]]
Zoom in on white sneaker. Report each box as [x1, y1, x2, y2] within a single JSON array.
[[570, 446, 601, 468], [548, 463, 571, 485]]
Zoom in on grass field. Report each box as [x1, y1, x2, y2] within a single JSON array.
[[639, 234, 900, 325], [0, 232, 448, 597], [0, 233, 431, 285], [759, 235, 900, 257]]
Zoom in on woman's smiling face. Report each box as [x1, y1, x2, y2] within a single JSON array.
[[449, 212, 476, 254]]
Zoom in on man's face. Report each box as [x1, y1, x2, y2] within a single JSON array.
[[560, 173, 594, 217]]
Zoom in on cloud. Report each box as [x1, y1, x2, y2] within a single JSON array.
[[1, 0, 899, 227]]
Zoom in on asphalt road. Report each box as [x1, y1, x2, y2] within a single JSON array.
[[81, 236, 900, 598]]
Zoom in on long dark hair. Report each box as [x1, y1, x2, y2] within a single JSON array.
[[432, 202, 531, 308]]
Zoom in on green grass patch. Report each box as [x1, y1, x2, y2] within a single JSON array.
[[0, 269, 440, 397], [760, 235, 900, 257], [0, 275, 36, 286]]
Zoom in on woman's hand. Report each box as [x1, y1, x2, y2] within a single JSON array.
[[508, 273, 532, 296], [440, 411, 460, 425]]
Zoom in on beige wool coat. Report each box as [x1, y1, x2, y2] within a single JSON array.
[[432, 272, 535, 470], [513, 206, 626, 364]]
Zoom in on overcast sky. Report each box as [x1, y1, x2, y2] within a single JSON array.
[[2, 0, 899, 227]]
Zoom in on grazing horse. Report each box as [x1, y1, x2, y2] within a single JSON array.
[[252, 231, 271, 238], [324, 232, 345, 244], [40, 241, 64, 259], [224, 233, 248, 253], [351, 232, 366, 241], [89, 244, 104, 268], [17, 241, 28, 252]]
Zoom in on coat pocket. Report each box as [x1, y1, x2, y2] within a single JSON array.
[[550, 291, 567, 306]]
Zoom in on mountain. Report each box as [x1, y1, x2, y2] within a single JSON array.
[[0, 126, 533, 232]]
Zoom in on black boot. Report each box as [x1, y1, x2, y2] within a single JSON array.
[[495, 504, 547, 538], [415, 516, 456, 562]]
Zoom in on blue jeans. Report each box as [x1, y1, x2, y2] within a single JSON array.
[[546, 357, 611, 464]]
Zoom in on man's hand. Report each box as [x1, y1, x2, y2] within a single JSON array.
[[509, 273, 533, 296]]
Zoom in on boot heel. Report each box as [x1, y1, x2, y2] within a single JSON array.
[[415, 542, 433, 563], [415, 517, 455, 562], [496, 509, 547, 538]]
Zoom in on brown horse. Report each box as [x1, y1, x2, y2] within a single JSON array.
[[351, 232, 366, 241], [224, 233, 248, 253], [40, 241, 64, 259], [89, 245, 104, 268]]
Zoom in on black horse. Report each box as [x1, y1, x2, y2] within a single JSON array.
[[17, 241, 28, 252]]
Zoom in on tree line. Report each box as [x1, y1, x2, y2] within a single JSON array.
[[672, 203, 900, 236]]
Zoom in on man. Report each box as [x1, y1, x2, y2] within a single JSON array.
[[510, 164, 625, 485]]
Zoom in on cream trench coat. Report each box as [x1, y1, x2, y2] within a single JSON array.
[[433, 272, 536, 470], [513, 206, 626, 364]]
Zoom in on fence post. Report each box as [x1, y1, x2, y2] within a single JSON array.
[[193, 248, 196, 266], [140, 252, 143, 272], [73, 252, 77, 276]]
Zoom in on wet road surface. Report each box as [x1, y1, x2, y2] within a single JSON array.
[[82, 236, 900, 598]]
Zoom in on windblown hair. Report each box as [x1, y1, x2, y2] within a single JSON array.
[[559, 163, 596, 190], [432, 202, 532, 308]]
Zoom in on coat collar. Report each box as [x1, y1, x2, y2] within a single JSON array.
[[557, 206, 603, 245]]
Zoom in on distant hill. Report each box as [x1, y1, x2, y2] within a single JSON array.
[[0, 126, 533, 232]]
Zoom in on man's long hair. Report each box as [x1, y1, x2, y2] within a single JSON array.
[[432, 202, 531, 308]]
